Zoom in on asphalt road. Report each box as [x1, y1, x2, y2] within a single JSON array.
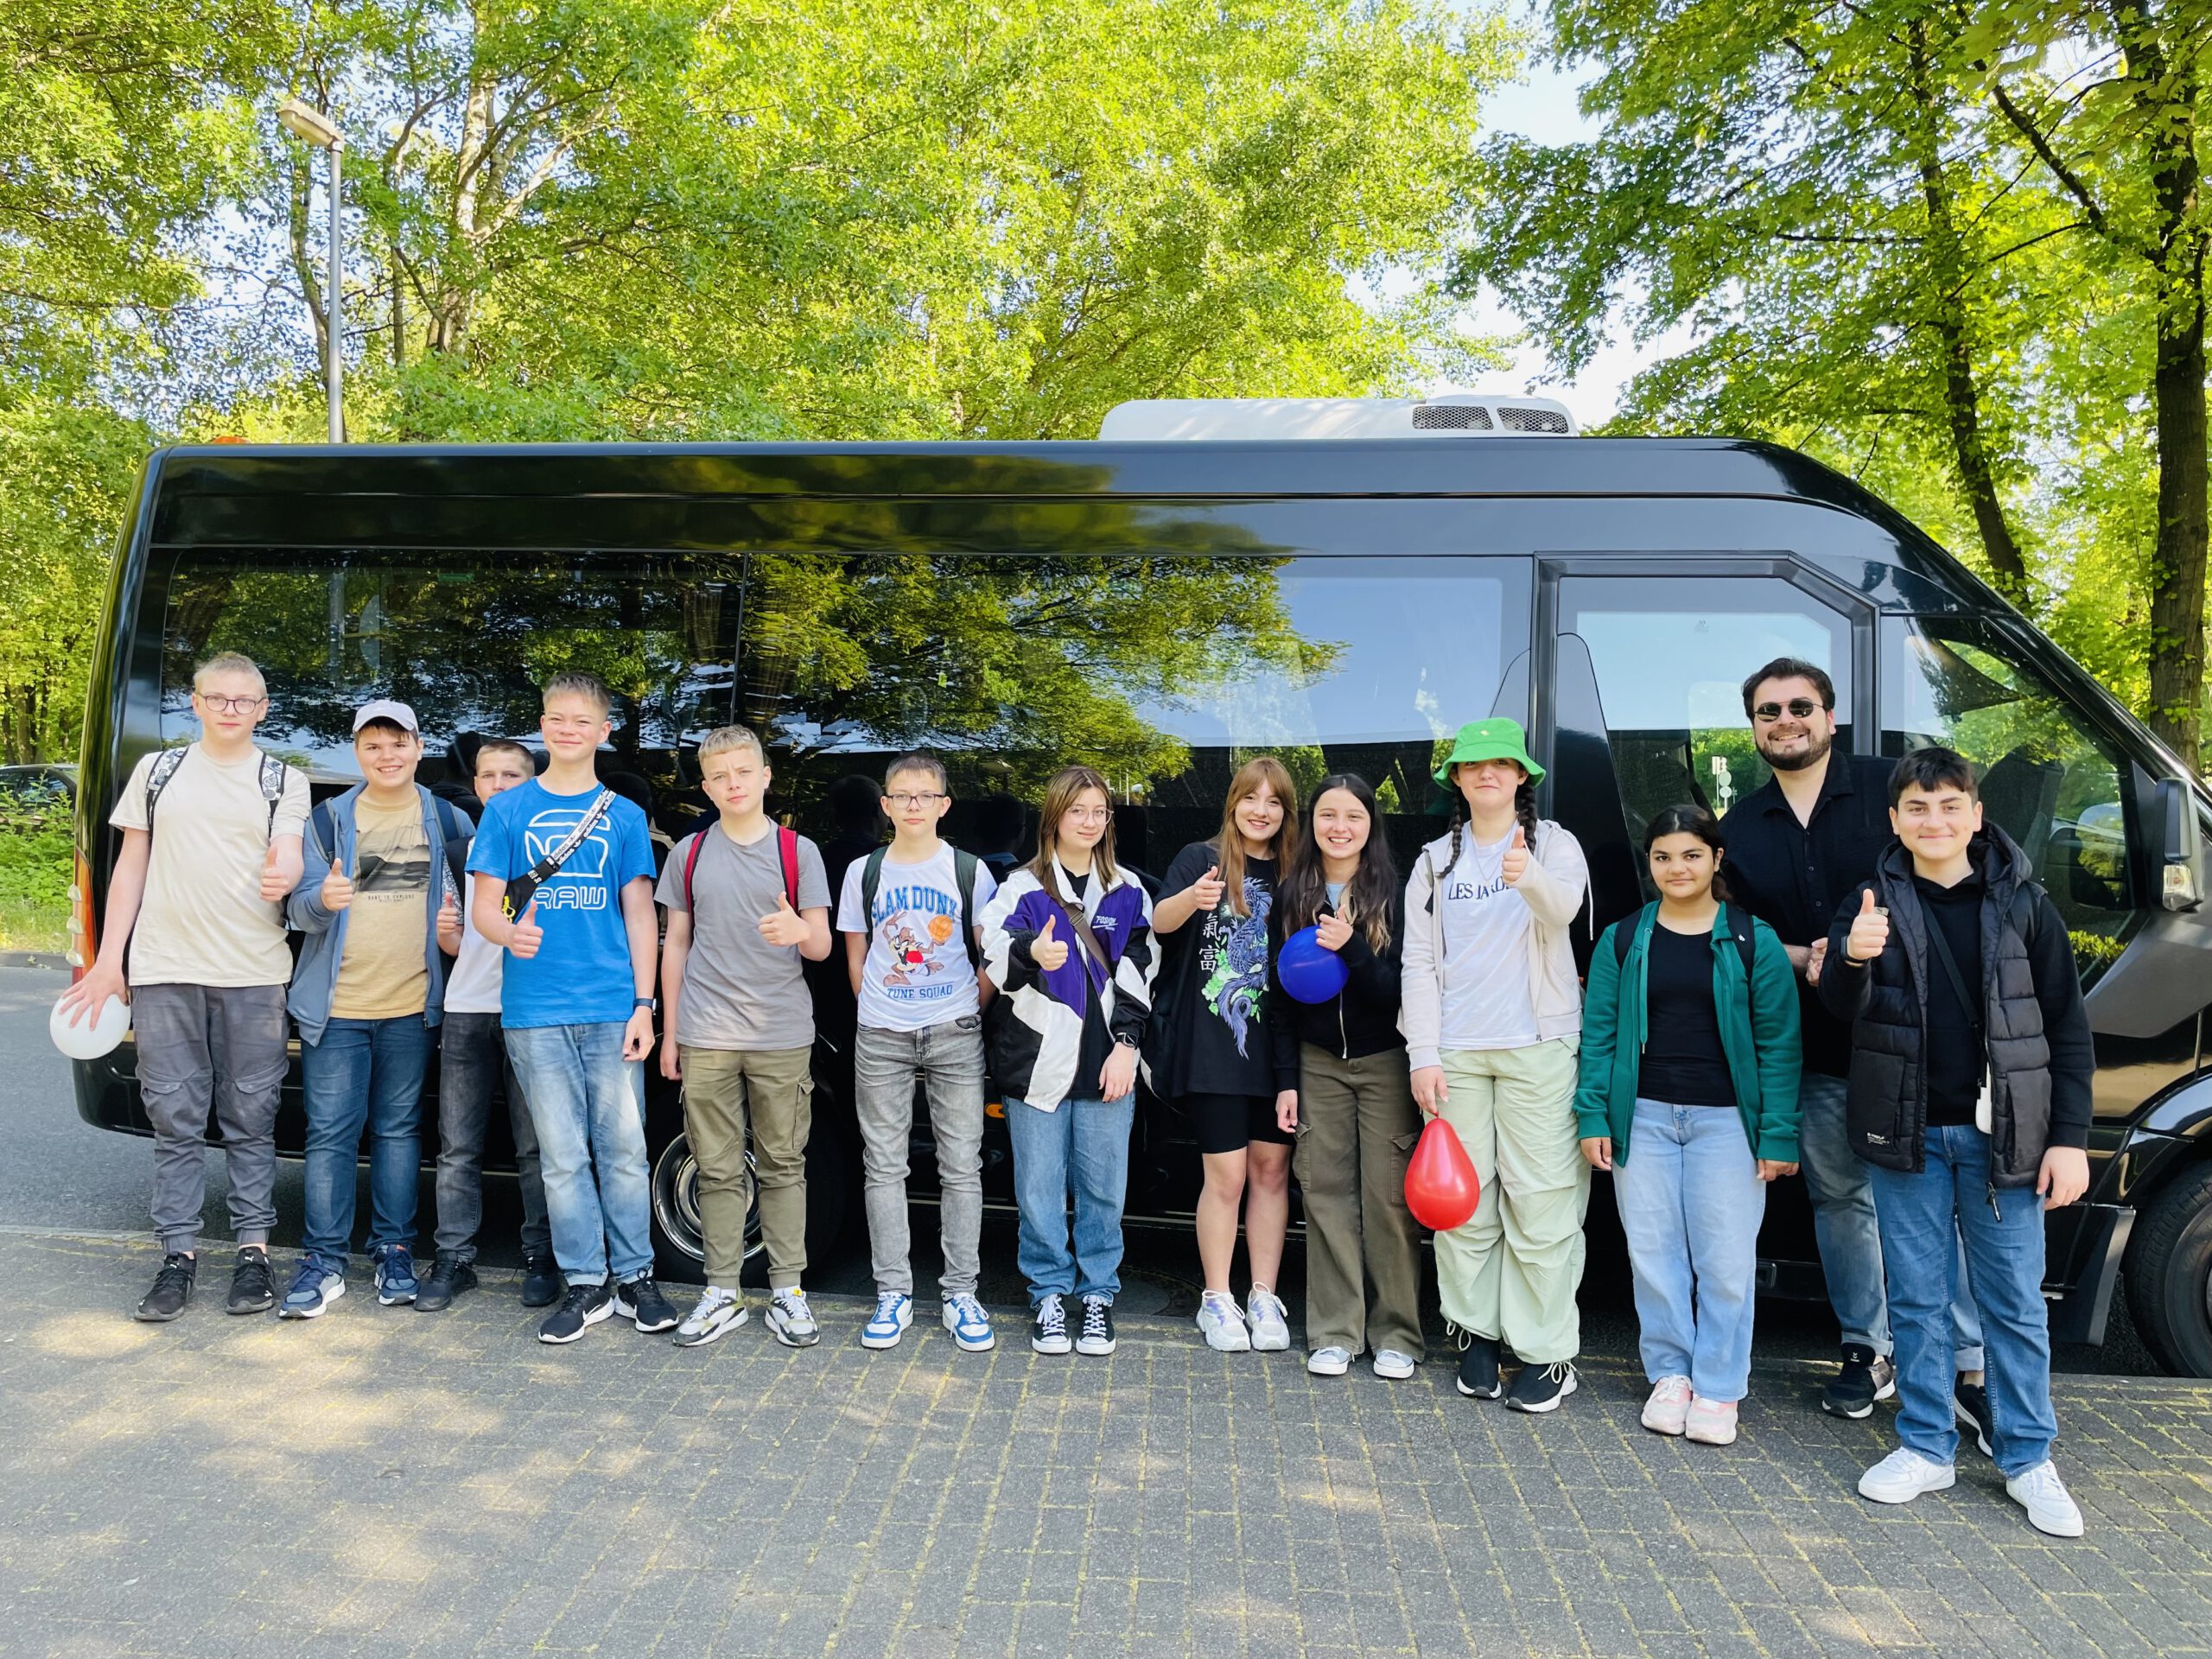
[[1, 962, 2164, 1375]]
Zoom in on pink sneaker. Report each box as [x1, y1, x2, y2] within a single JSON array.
[[1685, 1396, 1739, 1446], [1641, 1376, 1692, 1435]]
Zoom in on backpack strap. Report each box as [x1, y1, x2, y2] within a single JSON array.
[[257, 753, 289, 837], [860, 846, 888, 932], [682, 830, 708, 916], [431, 797, 470, 903], [1611, 903, 1756, 982], [308, 799, 338, 873], [779, 825, 801, 909], [143, 747, 190, 827], [954, 848, 982, 970]]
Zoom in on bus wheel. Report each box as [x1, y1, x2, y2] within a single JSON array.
[[649, 1132, 762, 1284], [2126, 1162, 2212, 1378]]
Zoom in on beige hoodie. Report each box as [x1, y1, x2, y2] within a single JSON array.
[[1400, 818, 1590, 1071]]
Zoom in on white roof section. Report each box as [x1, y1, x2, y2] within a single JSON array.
[[1098, 394, 1579, 442]]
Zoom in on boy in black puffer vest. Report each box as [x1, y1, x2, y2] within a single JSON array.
[[1819, 747, 2094, 1537]]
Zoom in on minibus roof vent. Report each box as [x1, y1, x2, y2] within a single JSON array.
[[1097, 395, 1579, 441]]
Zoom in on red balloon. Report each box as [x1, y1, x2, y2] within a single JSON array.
[[1405, 1117, 1482, 1231]]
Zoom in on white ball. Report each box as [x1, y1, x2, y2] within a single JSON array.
[[51, 992, 130, 1060]]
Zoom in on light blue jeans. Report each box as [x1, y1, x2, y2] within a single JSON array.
[[1614, 1098, 1765, 1401], [1004, 1094, 1135, 1306], [1866, 1125, 2057, 1476], [1799, 1072, 1985, 1370], [503, 1023, 653, 1287]]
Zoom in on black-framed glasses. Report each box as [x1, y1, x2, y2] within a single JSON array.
[[1752, 698, 1827, 722], [195, 694, 267, 715], [885, 791, 946, 809]]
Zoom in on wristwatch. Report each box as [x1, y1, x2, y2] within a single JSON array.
[[633, 996, 658, 1013], [1114, 1033, 1140, 1050]]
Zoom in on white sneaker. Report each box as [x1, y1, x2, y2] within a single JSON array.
[[1641, 1376, 1693, 1436], [1306, 1344, 1352, 1376], [2005, 1459, 2085, 1538], [1684, 1396, 1738, 1446], [1197, 1290, 1252, 1351], [1858, 1446, 1956, 1505], [766, 1287, 818, 1348], [673, 1287, 747, 1348], [1245, 1286, 1291, 1351], [1371, 1349, 1417, 1381]]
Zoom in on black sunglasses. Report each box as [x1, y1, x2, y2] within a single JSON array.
[[1752, 698, 1827, 722]]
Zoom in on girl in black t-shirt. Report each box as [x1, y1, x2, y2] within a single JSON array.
[[1149, 756, 1297, 1352]]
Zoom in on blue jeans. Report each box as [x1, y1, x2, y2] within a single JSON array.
[[1866, 1125, 2057, 1476], [301, 1015, 431, 1265], [1004, 1094, 1134, 1305], [1613, 1098, 1766, 1402], [1799, 1071, 1984, 1370], [503, 1023, 653, 1287]]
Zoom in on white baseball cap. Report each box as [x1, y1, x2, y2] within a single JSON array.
[[353, 699, 420, 734]]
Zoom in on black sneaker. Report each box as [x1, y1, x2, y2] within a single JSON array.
[[614, 1273, 680, 1332], [519, 1254, 562, 1308], [226, 1248, 275, 1315], [415, 1253, 478, 1313], [1954, 1377, 1994, 1458], [537, 1281, 615, 1344], [1455, 1332, 1503, 1399], [1077, 1295, 1116, 1357], [1821, 1343, 1895, 1420], [1505, 1359, 1578, 1414], [136, 1253, 196, 1322], [1032, 1293, 1071, 1354]]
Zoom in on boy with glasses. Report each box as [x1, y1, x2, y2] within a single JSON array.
[[61, 653, 308, 1320], [836, 753, 999, 1351]]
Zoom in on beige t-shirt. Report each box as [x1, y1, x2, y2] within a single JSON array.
[[110, 745, 311, 988], [330, 794, 432, 1020]]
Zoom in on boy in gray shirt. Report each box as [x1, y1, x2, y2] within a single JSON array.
[[656, 726, 833, 1346]]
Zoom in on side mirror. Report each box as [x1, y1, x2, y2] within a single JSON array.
[[2154, 777, 2205, 912]]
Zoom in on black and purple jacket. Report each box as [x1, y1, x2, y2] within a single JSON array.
[[980, 860, 1157, 1109]]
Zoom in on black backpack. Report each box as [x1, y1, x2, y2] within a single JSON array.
[[858, 845, 984, 970]]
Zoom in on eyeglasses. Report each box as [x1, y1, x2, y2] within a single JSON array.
[[885, 791, 945, 809], [196, 694, 266, 715], [1752, 698, 1827, 722], [1064, 808, 1111, 825]]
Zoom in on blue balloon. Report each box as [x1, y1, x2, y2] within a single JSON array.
[[1277, 925, 1351, 1004]]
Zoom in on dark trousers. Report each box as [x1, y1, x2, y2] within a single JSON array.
[[435, 1012, 550, 1262]]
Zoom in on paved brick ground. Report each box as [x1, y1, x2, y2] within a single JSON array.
[[3, 1231, 2209, 1659]]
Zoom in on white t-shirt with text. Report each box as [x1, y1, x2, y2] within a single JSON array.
[[1436, 830, 1539, 1052], [836, 845, 997, 1033]]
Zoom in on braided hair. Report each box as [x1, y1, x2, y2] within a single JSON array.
[[1442, 768, 1540, 878]]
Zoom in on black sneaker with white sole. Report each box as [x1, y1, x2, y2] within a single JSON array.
[[1077, 1295, 1116, 1357], [226, 1248, 276, 1315], [137, 1253, 196, 1322], [1821, 1343, 1896, 1419], [1954, 1378, 1994, 1458], [614, 1273, 680, 1332], [1032, 1293, 1071, 1355], [1455, 1332, 1503, 1399], [537, 1281, 615, 1344], [1505, 1359, 1578, 1414]]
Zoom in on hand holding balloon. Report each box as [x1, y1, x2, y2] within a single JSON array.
[[1276, 926, 1351, 1003]]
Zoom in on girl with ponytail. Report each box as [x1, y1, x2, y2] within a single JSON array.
[[1401, 718, 1592, 1414]]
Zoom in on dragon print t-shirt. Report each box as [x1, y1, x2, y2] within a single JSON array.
[[1159, 842, 1276, 1097]]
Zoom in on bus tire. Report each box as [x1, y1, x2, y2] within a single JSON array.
[[649, 1125, 853, 1284], [2125, 1161, 2212, 1379]]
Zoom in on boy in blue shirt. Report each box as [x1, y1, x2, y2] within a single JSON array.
[[467, 672, 677, 1344]]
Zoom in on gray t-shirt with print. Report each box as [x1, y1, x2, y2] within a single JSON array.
[[655, 825, 831, 1051]]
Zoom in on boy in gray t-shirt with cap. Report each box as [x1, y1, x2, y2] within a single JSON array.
[[655, 726, 832, 1348]]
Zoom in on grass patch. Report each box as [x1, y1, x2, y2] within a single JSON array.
[[0, 795, 74, 955], [0, 896, 67, 953]]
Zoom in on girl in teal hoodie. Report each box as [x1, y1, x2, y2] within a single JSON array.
[[1577, 805, 1802, 1446]]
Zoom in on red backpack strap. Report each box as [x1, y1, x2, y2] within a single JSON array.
[[779, 825, 800, 908], [682, 830, 707, 916]]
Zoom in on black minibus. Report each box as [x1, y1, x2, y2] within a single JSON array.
[[67, 424, 2212, 1375]]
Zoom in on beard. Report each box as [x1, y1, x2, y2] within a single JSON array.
[[1759, 728, 1834, 772]]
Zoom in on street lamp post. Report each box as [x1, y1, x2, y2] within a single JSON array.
[[276, 98, 346, 443]]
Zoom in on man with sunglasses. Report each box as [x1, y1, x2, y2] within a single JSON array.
[[61, 652, 310, 1321], [1719, 658, 1987, 1429]]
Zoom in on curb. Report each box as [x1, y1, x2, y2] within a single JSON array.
[[0, 951, 68, 970]]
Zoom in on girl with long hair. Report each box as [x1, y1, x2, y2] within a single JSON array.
[[1150, 756, 1298, 1351], [1577, 805, 1801, 1445], [980, 766, 1156, 1357], [1268, 774, 1422, 1379], [1402, 717, 1592, 1413]]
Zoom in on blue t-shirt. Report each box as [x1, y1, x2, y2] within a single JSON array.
[[466, 779, 657, 1030]]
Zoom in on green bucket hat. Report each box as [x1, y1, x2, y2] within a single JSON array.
[[1433, 716, 1544, 787]]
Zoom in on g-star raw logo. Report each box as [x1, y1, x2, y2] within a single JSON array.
[[523, 807, 613, 910]]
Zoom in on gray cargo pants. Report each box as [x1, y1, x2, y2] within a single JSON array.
[[132, 982, 289, 1255]]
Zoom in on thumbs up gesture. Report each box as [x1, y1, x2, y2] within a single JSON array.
[[259, 843, 289, 903], [436, 890, 463, 954], [508, 899, 543, 960], [1188, 863, 1226, 912], [1030, 912, 1070, 972], [759, 890, 810, 947], [1501, 824, 1529, 885], [1314, 899, 1354, 953], [1845, 888, 1890, 964], [319, 859, 354, 912]]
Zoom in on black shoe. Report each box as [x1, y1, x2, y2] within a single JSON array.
[[1031, 1293, 1071, 1354], [415, 1253, 478, 1313], [537, 1281, 615, 1344], [614, 1273, 680, 1332], [226, 1248, 275, 1315], [519, 1254, 562, 1308], [1505, 1359, 1578, 1414], [136, 1253, 196, 1322], [1077, 1295, 1116, 1357], [1455, 1332, 1503, 1399], [1821, 1343, 1895, 1420], [1954, 1377, 1994, 1458]]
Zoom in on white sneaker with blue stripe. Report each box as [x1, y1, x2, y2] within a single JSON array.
[[861, 1290, 912, 1350], [941, 1294, 995, 1352]]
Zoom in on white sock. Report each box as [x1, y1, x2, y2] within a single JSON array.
[[705, 1284, 735, 1300]]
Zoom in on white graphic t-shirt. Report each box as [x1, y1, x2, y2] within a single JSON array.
[[836, 845, 998, 1033]]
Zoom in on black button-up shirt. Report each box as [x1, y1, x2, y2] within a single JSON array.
[[1721, 752, 1897, 1077]]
